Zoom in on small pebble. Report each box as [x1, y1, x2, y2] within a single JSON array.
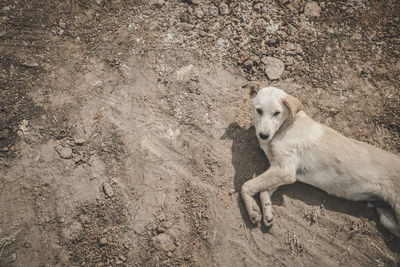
[[99, 237, 108, 245], [56, 145, 73, 159], [304, 1, 321, 18], [194, 9, 203, 19], [0, 128, 11, 140], [74, 138, 85, 145], [219, 3, 229, 15], [181, 23, 194, 31], [102, 183, 114, 198], [152, 233, 175, 252], [23, 60, 39, 67], [209, 5, 218, 16]]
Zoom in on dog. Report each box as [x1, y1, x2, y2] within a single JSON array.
[[240, 81, 400, 237]]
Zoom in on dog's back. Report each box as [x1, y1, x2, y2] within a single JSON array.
[[284, 112, 400, 205]]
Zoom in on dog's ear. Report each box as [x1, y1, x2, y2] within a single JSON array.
[[242, 81, 262, 97], [282, 95, 303, 120]]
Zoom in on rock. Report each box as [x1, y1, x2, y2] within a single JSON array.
[[102, 183, 114, 198], [99, 237, 108, 245], [74, 138, 85, 145], [73, 151, 84, 163], [219, 3, 229, 15], [304, 1, 321, 17], [157, 226, 166, 233], [186, 0, 203, 4], [253, 3, 263, 12], [118, 255, 127, 262], [23, 60, 39, 67], [165, 221, 172, 228], [288, 24, 298, 34], [351, 33, 362, 40], [285, 56, 295, 66], [18, 120, 29, 136], [152, 233, 175, 252], [79, 214, 90, 224], [148, 21, 158, 31], [0, 128, 10, 140], [243, 60, 253, 70], [56, 145, 73, 159], [150, 0, 165, 7], [209, 5, 219, 16], [285, 42, 296, 51], [181, 23, 194, 31], [262, 57, 285, 80], [217, 38, 228, 47], [56, 129, 67, 139], [194, 9, 204, 19]]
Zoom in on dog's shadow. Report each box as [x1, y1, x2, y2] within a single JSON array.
[[221, 122, 399, 252]]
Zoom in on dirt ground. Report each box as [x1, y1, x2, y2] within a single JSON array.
[[0, 0, 399, 266]]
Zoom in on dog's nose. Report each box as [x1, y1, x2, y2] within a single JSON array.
[[259, 133, 269, 140]]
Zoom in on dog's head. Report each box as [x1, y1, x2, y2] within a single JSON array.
[[243, 82, 303, 142]]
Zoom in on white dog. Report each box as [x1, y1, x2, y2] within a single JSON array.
[[241, 82, 400, 237]]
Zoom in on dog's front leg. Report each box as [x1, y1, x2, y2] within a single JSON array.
[[241, 167, 296, 225], [260, 189, 276, 227]]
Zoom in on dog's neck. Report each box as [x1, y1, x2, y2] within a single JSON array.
[[274, 115, 296, 139]]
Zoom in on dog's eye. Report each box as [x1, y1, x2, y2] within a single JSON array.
[[273, 111, 280, 116], [256, 108, 263, 115]]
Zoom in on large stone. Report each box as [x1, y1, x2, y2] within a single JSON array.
[[304, 1, 321, 17], [152, 233, 175, 252], [262, 57, 285, 80]]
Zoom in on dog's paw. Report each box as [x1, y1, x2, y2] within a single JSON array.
[[262, 207, 274, 227], [248, 207, 262, 225], [263, 214, 274, 227], [262, 203, 274, 227]]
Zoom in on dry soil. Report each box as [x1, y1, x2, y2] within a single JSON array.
[[0, 0, 399, 266]]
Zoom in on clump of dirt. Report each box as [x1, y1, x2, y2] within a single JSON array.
[[65, 200, 129, 266], [0, 0, 399, 266]]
